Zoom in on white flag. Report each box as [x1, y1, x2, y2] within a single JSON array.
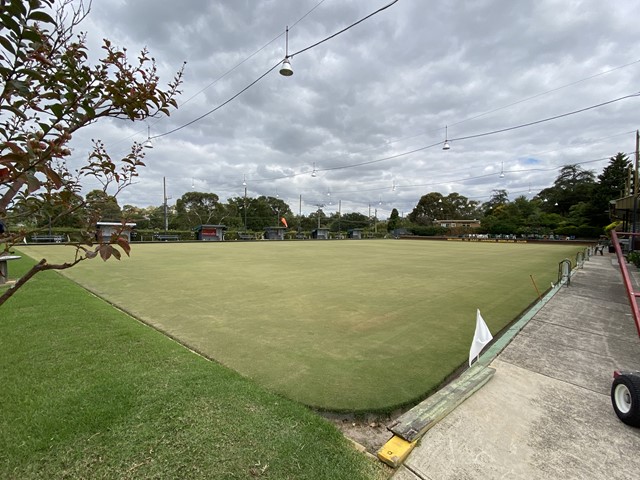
[[469, 309, 493, 366]]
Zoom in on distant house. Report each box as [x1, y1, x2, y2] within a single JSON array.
[[195, 224, 226, 241], [96, 221, 136, 242]]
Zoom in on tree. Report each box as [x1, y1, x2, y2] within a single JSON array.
[[482, 189, 509, 216], [408, 192, 444, 225], [591, 152, 632, 226], [537, 165, 595, 215], [335, 212, 369, 230], [444, 193, 481, 220], [0, 0, 183, 306], [481, 195, 537, 235], [85, 189, 121, 222], [409, 192, 480, 225], [249, 196, 292, 230], [174, 191, 224, 229], [387, 208, 400, 232]]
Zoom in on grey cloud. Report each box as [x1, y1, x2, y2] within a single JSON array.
[[67, 0, 640, 217]]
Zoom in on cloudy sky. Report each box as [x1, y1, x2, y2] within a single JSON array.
[[70, 0, 640, 219]]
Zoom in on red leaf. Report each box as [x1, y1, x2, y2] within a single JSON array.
[[99, 245, 112, 261], [115, 237, 131, 256]]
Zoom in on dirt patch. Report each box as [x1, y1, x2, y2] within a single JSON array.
[[321, 412, 399, 454]]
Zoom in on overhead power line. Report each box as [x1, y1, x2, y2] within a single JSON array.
[[289, 0, 399, 58], [250, 93, 640, 182], [153, 0, 400, 140], [449, 92, 640, 144]]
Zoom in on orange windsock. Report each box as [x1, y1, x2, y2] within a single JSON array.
[[281, 217, 288, 228]]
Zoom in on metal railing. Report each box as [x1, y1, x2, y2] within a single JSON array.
[[610, 230, 640, 338]]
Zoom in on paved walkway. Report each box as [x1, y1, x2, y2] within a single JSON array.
[[394, 253, 640, 480]]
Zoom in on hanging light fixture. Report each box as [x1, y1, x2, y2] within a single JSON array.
[[279, 26, 293, 76], [442, 125, 450, 150], [499, 161, 505, 178], [311, 162, 317, 177], [143, 125, 153, 149]]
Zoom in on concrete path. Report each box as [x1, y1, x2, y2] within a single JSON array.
[[394, 253, 640, 480]]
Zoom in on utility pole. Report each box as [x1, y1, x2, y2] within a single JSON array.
[[163, 176, 168, 232], [243, 175, 247, 231], [374, 208, 378, 233], [633, 130, 639, 250], [314, 203, 325, 230]]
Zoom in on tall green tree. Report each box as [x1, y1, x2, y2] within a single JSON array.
[[591, 152, 632, 226], [408, 192, 443, 225], [537, 165, 595, 215], [85, 190, 121, 222], [0, 0, 183, 306], [409, 192, 478, 225], [174, 191, 224, 229], [248, 196, 292, 230], [387, 208, 400, 232], [482, 189, 509, 216], [331, 211, 369, 231]]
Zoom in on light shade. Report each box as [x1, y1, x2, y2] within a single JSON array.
[[143, 125, 153, 148], [279, 58, 293, 76], [442, 140, 450, 150]]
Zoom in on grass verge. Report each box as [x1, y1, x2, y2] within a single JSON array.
[[0, 256, 386, 479]]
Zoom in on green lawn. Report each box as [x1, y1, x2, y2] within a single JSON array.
[[18, 240, 584, 411], [0, 256, 386, 479]]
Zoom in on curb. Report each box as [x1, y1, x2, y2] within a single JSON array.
[[377, 366, 494, 468]]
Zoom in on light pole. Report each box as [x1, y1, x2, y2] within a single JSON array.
[[315, 203, 325, 230], [163, 176, 171, 232], [242, 175, 247, 231], [633, 130, 639, 250]]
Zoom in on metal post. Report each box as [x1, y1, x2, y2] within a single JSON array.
[[374, 208, 378, 233], [243, 186, 247, 231], [298, 194, 302, 232], [633, 130, 639, 251], [163, 176, 168, 232]]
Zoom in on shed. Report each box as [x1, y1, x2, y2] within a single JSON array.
[[264, 226, 286, 240], [348, 228, 362, 239], [96, 222, 136, 242], [312, 228, 330, 239], [195, 224, 226, 241]]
